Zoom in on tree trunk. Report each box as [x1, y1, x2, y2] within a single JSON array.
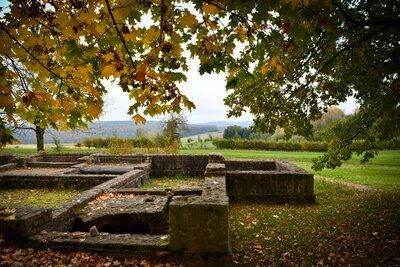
[[35, 125, 45, 152]]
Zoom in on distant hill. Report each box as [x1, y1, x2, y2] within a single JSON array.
[[197, 120, 253, 129], [13, 120, 219, 144]]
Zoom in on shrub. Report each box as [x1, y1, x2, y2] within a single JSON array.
[[108, 138, 133, 154], [83, 138, 93, 148], [212, 138, 400, 152], [52, 137, 63, 152]]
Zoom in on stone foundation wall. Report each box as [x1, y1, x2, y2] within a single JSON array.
[[226, 170, 315, 204], [169, 162, 231, 264], [0, 206, 52, 242], [51, 168, 151, 231], [225, 159, 276, 171], [90, 154, 147, 164], [31, 154, 90, 163], [0, 155, 15, 165], [0, 174, 117, 190], [149, 154, 208, 177]]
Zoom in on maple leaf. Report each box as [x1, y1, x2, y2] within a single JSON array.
[[133, 114, 146, 124], [180, 13, 198, 27], [135, 62, 148, 82], [202, 4, 220, 15]]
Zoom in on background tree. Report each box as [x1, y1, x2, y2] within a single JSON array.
[[161, 113, 188, 148], [223, 125, 255, 139]]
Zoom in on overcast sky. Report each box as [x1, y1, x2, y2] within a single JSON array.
[[100, 58, 357, 124]]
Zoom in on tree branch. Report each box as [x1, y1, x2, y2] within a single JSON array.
[[104, 0, 135, 68], [0, 23, 73, 92], [9, 0, 61, 35]]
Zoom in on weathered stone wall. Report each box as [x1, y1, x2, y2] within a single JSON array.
[[51, 168, 151, 231], [0, 206, 51, 242], [0, 155, 15, 165], [90, 154, 147, 164], [225, 159, 276, 171], [31, 154, 89, 163], [0, 173, 117, 190], [149, 154, 208, 177], [226, 170, 315, 204], [169, 162, 231, 265]]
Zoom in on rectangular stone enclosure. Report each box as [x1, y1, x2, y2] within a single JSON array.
[[225, 159, 315, 204], [0, 153, 315, 266]]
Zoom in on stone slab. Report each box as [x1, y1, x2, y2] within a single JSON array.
[[79, 163, 140, 174], [29, 231, 169, 252]]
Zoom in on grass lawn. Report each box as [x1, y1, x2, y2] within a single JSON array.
[[180, 149, 400, 189], [142, 177, 204, 189], [0, 189, 81, 207]]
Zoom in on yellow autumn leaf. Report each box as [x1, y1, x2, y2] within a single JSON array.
[[103, 52, 114, 61], [133, 114, 146, 125], [125, 29, 138, 42], [260, 65, 268, 74], [102, 65, 115, 78], [202, 4, 219, 15], [276, 64, 285, 74], [51, 113, 63, 123], [87, 104, 101, 117], [180, 13, 198, 27]]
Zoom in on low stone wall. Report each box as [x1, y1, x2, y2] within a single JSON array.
[[226, 170, 315, 204], [51, 168, 151, 231], [225, 159, 276, 171], [31, 154, 89, 163], [0, 155, 15, 165], [0, 163, 17, 172], [0, 206, 51, 243], [90, 154, 147, 164], [0, 173, 117, 190], [149, 154, 208, 177]]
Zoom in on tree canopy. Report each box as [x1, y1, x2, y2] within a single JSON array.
[[1, 0, 399, 168]]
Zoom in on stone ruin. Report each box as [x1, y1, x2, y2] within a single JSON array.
[[0, 153, 315, 266]]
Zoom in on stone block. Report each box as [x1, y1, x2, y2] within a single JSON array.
[[169, 195, 230, 254], [204, 163, 226, 177], [208, 153, 225, 163], [0, 206, 52, 242]]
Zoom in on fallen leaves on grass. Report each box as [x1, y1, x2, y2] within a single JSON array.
[[0, 247, 179, 266], [230, 181, 400, 265]]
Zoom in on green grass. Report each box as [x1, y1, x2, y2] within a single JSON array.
[[3, 145, 106, 155], [0, 189, 81, 207], [142, 177, 204, 189], [180, 149, 400, 189]]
